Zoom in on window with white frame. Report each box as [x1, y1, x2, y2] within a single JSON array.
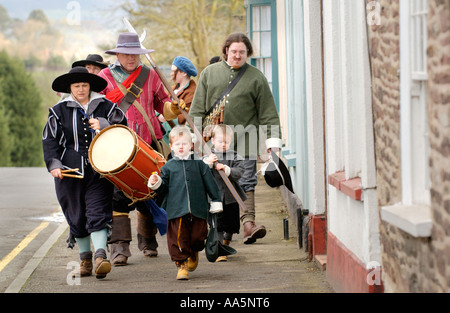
[[400, 0, 430, 206], [246, 0, 279, 109], [251, 4, 273, 90]]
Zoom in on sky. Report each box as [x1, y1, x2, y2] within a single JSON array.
[[0, 0, 129, 30], [0, 0, 135, 61]]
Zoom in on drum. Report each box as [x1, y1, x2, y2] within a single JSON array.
[[89, 124, 166, 203]]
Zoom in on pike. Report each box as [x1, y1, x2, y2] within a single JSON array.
[[123, 17, 247, 212], [131, 25, 176, 129]]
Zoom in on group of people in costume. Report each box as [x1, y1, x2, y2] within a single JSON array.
[[42, 31, 282, 281]]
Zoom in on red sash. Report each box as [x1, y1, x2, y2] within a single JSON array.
[[105, 66, 142, 104]]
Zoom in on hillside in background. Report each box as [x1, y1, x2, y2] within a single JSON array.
[[0, 1, 130, 124], [0, 1, 127, 68]]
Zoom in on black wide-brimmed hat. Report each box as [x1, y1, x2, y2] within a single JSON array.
[[52, 67, 108, 93], [72, 54, 108, 69], [205, 214, 237, 262], [260, 150, 294, 193]]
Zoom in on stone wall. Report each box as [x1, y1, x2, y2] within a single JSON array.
[[367, 0, 450, 292], [367, 0, 402, 206], [426, 0, 450, 291]]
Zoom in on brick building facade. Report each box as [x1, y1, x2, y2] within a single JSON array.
[[247, 0, 449, 292], [367, 0, 449, 292]]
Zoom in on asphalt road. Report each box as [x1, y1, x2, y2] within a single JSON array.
[[0, 167, 65, 292]]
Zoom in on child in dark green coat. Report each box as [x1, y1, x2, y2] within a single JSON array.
[[148, 126, 222, 280]]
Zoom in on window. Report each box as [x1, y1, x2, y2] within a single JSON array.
[[411, 0, 428, 80], [247, 0, 279, 109], [381, 0, 431, 238], [400, 0, 430, 206], [252, 5, 272, 87]]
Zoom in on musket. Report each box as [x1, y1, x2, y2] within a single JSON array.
[[123, 17, 247, 211]]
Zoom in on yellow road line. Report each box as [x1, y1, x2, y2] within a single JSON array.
[[0, 221, 50, 273]]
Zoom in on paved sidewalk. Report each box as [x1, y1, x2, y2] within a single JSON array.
[[19, 176, 333, 294]]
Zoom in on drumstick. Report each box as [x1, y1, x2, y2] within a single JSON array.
[[61, 173, 84, 179], [61, 168, 80, 173]]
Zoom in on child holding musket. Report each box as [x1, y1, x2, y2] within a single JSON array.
[[203, 124, 247, 262], [148, 126, 223, 280]]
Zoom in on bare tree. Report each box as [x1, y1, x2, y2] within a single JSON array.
[[121, 0, 246, 72]]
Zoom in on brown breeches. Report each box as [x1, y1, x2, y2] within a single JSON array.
[[167, 214, 208, 262]]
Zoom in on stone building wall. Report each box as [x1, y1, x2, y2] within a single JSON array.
[[426, 0, 450, 291], [367, 0, 402, 206], [367, 0, 450, 292]]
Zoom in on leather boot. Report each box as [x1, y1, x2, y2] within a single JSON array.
[[94, 258, 111, 279], [242, 191, 266, 244], [79, 259, 93, 276], [108, 214, 132, 266], [243, 221, 266, 244], [94, 248, 111, 279], [73, 251, 92, 277], [137, 211, 158, 257], [176, 260, 189, 280], [187, 251, 199, 271]]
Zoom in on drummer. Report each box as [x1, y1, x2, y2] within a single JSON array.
[[42, 67, 127, 279], [98, 32, 188, 266]]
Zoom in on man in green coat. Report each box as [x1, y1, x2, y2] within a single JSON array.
[[190, 33, 282, 244]]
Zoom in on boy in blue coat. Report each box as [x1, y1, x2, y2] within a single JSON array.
[[148, 126, 222, 280]]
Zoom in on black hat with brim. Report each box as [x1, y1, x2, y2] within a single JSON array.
[[261, 150, 294, 193], [72, 54, 108, 69], [52, 66, 107, 93], [205, 214, 237, 262]]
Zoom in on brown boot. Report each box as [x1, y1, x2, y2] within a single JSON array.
[[112, 254, 127, 266], [94, 249, 111, 279], [243, 221, 266, 244], [72, 252, 93, 277], [94, 257, 111, 279], [137, 212, 159, 258], [108, 215, 132, 266]]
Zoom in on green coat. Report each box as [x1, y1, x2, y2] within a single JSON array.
[[154, 154, 222, 220], [190, 60, 282, 157]]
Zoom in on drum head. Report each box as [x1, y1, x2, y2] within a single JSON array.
[[90, 126, 136, 173]]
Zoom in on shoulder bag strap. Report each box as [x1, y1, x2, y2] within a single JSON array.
[[118, 65, 150, 113], [113, 67, 163, 153], [205, 63, 249, 117]]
